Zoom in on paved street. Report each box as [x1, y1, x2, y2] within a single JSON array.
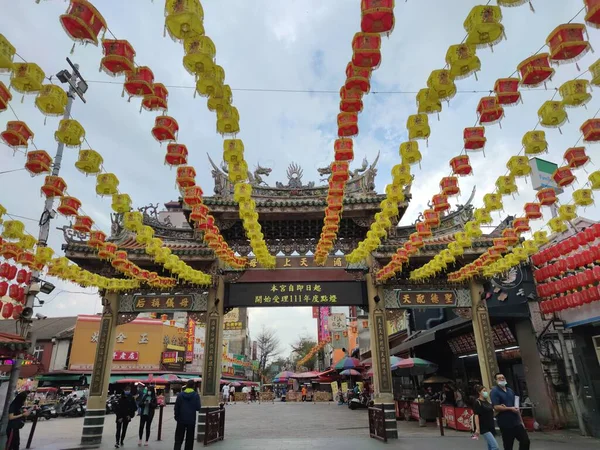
[[23, 402, 599, 450]]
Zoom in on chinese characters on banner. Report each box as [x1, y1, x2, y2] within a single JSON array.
[[161, 351, 184, 371], [374, 311, 392, 393], [318, 307, 331, 343], [113, 351, 139, 361], [90, 317, 111, 396], [186, 318, 195, 362], [312, 306, 319, 319], [132, 295, 194, 312], [246, 256, 345, 269], [328, 313, 346, 331], [391, 290, 457, 307], [225, 282, 366, 308], [224, 321, 243, 330], [203, 314, 219, 396]]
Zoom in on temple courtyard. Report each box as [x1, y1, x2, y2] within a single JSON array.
[[24, 402, 599, 450]]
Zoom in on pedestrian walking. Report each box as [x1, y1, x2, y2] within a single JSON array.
[[473, 385, 500, 450], [229, 384, 235, 404], [174, 380, 201, 450], [490, 373, 530, 450], [301, 385, 307, 402], [115, 385, 138, 448], [222, 384, 230, 404], [6, 391, 31, 450], [137, 386, 157, 447]]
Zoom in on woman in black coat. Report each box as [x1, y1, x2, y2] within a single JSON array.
[[137, 386, 158, 446], [114, 385, 138, 448], [7, 391, 31, 450]]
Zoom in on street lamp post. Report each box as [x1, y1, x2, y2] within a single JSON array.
[[0, 58, 87, 449]]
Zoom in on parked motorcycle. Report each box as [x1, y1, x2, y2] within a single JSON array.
[[105, 394, 117, 414], [348, 392, 373, 410], [26, 401, 57, 421], [57, 396, 86, 417]]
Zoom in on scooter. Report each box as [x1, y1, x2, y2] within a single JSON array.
[[348, 392, 373, 410], [57, 397, 86, 417]]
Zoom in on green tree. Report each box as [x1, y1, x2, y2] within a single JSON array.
[[291, 336, 318, 371]]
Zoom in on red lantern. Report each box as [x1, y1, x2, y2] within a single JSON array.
[[151, 116, 179, 143], [327, 195, 344, 212], [524, 202, 543, 220], [328, 180, 345, 197], [190, 204, 209, 222], [423, 209, 440, 228], [0, 243, 20, 261], [361, 0, 395, 34], [0, 263, 14, 280], [409, 233, 424, 249], [416, 222, 432, 238], [339, 87, 363, 113], [0, 282, 7, 297], [142, 83, 169, 112], [564, 147, 590, 169], [111, 250, 128, 270], [552, 166, 576, 188], [440, 176, 460, 196], [585, 0, 600, 28], [124, 66, 154, 97], [450, 155, 473, 176], [59, 0, 107, 46], [0, 81, 12, 112], [477, 97, 504, 126], [334, 138, 354, 162], [345, 63, 371, 93], [581, 118, 600, 142], [352, 33, 382, 68], [41, 176, 67, 198], [432, 194, 450, 213], [337, 112, 358, 137], [502, 228, 519, 246], [176, 166, 196, 188], [100, 39, 136, 76], [165, 143, 188, 166], [9, 284, 19, 300], [1, 121, 34, 149], [493, 238, 508, 253], [2, 302, 13, 319], [513, 217, 531, 234], [24, 150, 52, 175], [463, 127, 486, 151], [88, 230, 106, 248], [73, 215, 93, 233], [546, 24, 591, 64], [518, 54, 555, 87], [98, 242, 117, 260], [536, 187, 557, 206], [331, 162, 350, 182], [183, 186, 204, 206], [494, 78, 521, 105], [57, 196, 82, 217]]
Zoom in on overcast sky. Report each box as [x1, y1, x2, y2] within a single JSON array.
[[1, 1, 599, 352]]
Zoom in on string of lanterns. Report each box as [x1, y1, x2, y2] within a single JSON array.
[[296, 338, 330, 368], [315, 1, 396, 265], [376, 18, 597, 281]]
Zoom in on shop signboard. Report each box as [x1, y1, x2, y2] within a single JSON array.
[[386, 290, 457, 308], [329, 313, 346, 332], [331, 382, 339, 400], [203, 312, 220, 396], [442, 405, 456, 429], [161, 351, 184, 371], [225, 282, 367, 307], [246, 256, 345, 269], [113, 351, 139, 361], [529, 157, 563, 193], [131, 294, 195, 312]]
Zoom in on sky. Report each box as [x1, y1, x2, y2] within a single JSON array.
[[1, 0, 600, 352]]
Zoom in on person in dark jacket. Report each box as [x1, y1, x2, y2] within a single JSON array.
[[6, 391, 31, 450], [137, 386, 157, 446], [114, 385, 138, 448], [174, 380, 201, 450]]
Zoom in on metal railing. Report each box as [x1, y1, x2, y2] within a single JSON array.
[[368, 403, 387, 442], [203, 406, 225, 446]]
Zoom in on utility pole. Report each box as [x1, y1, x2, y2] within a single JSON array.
[[0, 58, 87, 449]]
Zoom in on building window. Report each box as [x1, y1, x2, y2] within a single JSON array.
[[33, 345, 44, 362]]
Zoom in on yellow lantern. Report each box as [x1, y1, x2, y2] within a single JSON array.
[[506, 156, 531, 178], [445, 44, 480, 80], [496, 175, 518, 196], [497, 0, 533, 8], [533, 230, 549, 246], [75, 149, 103, 175], [399, 141, 422, 165], [416, 88, 442, 115], [18, 235, 37, 250], [559, 79, 591, 108], [195, 63, 225, 98], [0, 204, 6, 224], [234, 182, 252, 202], [474, 208, 492, 224], [385, 184, 404, 203], [0, 34, 16, 72], [164, 0, 204, 41], [406, 114, 430, 141], [35, 246, 54, 264], [391, 163, 412, 185], [572, 189, 594, 207], [538, 101, 568, 129], [228, 160, 248, 183], [464, 5, 505, 49], [96, 173, 119, 196], [182, 35, 215, 76], [207, 85, 232, 113], [483, 193, 503, 211], [454, 231, 472, 248], [55, 119, 85, 147], [448, 241, 464, 256], [427, 69, 456, 101], [558, 204, 577, 221], [590, 59, 600, 86], [522, 130, 548, 155], [379, 199, 399, 219], [223, 139, 244, 164], [2, 220, 25, 239], [589, 170, 600, 190], [217, 106, 240, 136], [111, 193, 132, 213], [35, 85, 68, 117], [548, 217, 568, 233], [440, 249, 455, 264], [136, 225, 155, 245], [522, 240, 539, 255], [10, 63, 45, 94], [465, 221, 482, 238]]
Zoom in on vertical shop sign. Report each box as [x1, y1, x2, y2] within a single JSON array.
[[90, 315, 111, 396], [204, 312, 220, 396], [374, 310, 392, 393]]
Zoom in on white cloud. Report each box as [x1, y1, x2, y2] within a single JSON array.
[[1, 1, 600, 349]]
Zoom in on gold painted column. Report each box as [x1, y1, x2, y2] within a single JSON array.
[[366, 262, 397, 439], [80, 293, 119, 446], [197, 276, 225, 442], [470, 279, 499, 389]]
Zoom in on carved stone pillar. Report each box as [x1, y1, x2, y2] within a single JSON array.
[[470, 279, 499, 389], [366, 259, 397, 440], [197, 276, 225, 442], [80, 293, 119, 446]]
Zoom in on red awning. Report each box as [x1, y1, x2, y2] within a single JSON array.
[[317, 368, 336, 377], [292, 371, 320, 379]]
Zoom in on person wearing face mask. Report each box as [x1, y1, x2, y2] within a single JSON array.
[[114, 385, 138, 448], [137, 386, 157, 447], [473, 385, 500, 450], [490, 373, 530, 450]]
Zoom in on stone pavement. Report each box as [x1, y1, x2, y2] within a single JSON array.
[[25, 402, 599, 450]]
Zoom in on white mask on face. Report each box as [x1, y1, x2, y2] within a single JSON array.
[[498, 380, 507, 387]]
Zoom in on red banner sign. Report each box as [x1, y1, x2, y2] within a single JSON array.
[[113, 351, 139, 361], [442, 405, 456, 429], [312, 306, 319, 319]]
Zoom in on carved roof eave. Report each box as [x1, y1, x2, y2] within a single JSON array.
[[202, 193, 395, 209], [373, 235, 495, 261]]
